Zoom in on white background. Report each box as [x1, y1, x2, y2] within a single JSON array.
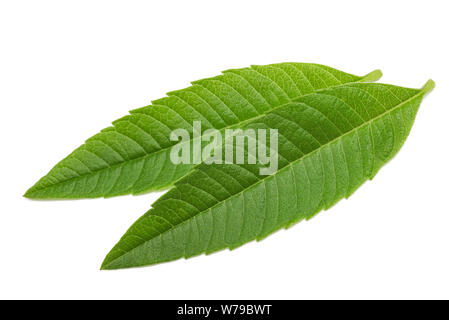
[[0, 0, 448, 299]]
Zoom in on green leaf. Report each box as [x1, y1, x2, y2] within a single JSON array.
[[24, 63, 381, 199], [101, 80, 434, 270]]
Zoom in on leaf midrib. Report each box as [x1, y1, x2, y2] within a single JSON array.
[[103, 85, 427, 268]]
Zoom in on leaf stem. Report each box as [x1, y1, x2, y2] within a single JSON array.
[[361, 69, 383, 82], [421, 79, 435, 95]]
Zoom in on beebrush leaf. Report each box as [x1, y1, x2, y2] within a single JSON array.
[[24, 63, 381, 199], [101, 80, 434, 270]]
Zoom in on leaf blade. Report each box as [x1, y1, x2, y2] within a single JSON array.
[[25, 64, 381, 199], [101, 80, 433, 270]]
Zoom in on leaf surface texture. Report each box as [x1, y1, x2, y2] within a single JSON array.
[[101, 80, 434, 269], [25, 64, 380, 199]]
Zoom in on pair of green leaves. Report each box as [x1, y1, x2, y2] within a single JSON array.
[[25, 63, 434, 269]]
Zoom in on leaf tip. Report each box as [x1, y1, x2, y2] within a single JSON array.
[[23, 187, 37, 199], [100, 259, 111, 271], [361, 69, 383, 82], [100, 252, 121, 270], [421, 79, 435, 95]]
